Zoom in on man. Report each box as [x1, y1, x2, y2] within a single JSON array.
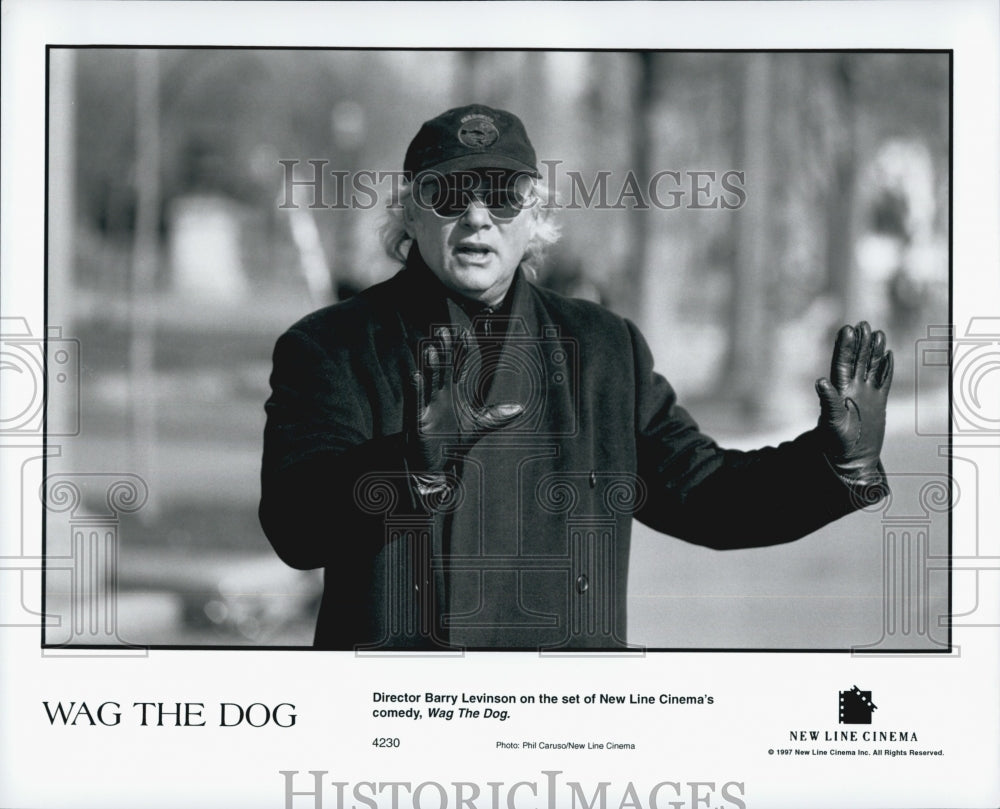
[[259, 104, 893, 651]]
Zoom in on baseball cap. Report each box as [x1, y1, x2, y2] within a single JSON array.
[[403, 104, 539, 179]]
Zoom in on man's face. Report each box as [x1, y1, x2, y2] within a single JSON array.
[[404, 171, 536, 307]]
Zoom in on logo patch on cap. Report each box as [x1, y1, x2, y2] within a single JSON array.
[[457, 115, 500, 148]]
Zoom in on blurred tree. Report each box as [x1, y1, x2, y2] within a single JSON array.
[[71, 49, 948, 333], [823, 54, 861, 321], [129, 50, 161, 518], [710, 52, 948, 413], [620, 52, 657, 324], [721, 53, 776, 422]]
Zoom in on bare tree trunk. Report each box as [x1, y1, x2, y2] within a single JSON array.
[[825, 55, 860, 322], [621, 52, 656, 325], [724, 53, 775, 423], [49, 49, 76, 429], [129, 50, 161, 518], [456, 52, 486, 103]]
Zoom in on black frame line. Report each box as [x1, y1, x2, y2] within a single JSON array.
[[41, 44, 955, 654]]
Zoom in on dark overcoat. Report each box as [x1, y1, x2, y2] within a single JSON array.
[[260, 254, 876, 650]]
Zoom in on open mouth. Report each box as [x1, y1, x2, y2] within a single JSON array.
[[454, 243, 494, 257]]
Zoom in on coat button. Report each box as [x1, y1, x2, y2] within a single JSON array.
[[588, 471, 597, 488], [576, 574, 589, 594]]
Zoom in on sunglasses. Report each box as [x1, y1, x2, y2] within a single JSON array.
[[413, 171, 535, 219]]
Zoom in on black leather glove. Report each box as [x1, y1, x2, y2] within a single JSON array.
[[815, 321, 893, 485], [411, 328, 523, 478]]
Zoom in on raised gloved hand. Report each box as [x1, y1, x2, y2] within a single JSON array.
[[411, 328, 523, 477], [815, 321, 893, 485]]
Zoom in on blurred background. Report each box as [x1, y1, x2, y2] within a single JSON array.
[[44, 49, 950, 648]]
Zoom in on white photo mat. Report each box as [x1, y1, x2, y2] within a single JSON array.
[[1, 2, 998, 808]]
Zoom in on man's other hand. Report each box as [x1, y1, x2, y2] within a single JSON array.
[[815, 321, 894, 485], [412, 328, 523, 474]]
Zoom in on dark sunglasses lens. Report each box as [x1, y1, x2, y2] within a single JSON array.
[[415, 178, 458, 216], [418, 174, 532, 217], [481, 188, 525, 218], [482, 174, 534, 217], [492, 174, 534, 217]]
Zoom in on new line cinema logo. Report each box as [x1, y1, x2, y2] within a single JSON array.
[[787, 686, 920, 744]]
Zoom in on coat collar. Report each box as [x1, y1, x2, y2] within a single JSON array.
[[393, 247, 544, 413], [395, 246, 539, 340]]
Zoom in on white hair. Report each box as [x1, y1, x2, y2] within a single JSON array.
[[379, 177, 561, 279]]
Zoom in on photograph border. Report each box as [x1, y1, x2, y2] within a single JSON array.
[[41, 43, 955, 655]]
